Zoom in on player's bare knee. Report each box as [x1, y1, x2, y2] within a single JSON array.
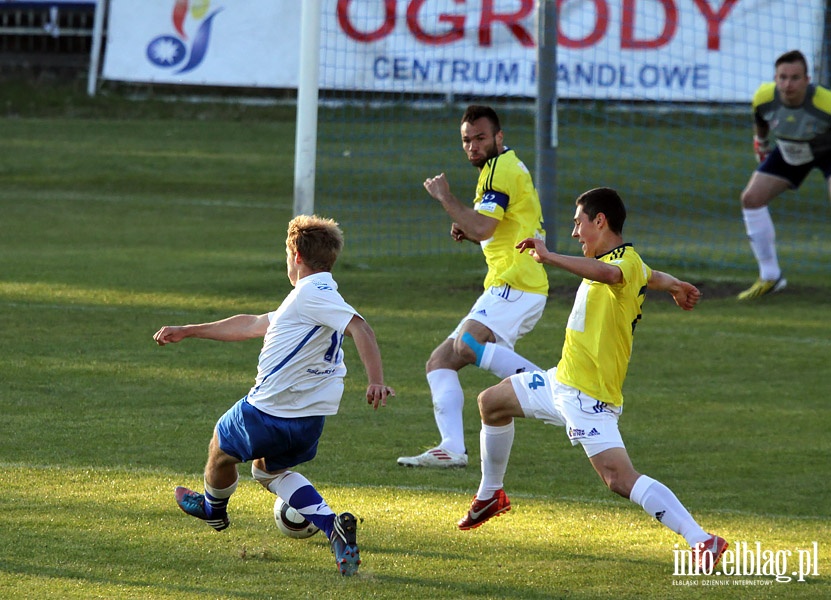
[[425, 355, 446, 373], [601, 468, 637, 499], [476, 389, 489, 418], [477, 388, 501, 423], [426, 343, 454, 372], [606, 476, 629, 498], [741, 187, 768, 209]]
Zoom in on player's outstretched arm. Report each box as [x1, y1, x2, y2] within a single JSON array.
[[516, 237, 623, 284], [344, 315, 395, 409], [153, 314, 269, 345], [648, 270, 701, 311]]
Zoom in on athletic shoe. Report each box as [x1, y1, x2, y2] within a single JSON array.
[[694, 535, 728, 572], [397, 447, 468, 468], [457, 489, 511, 530], [174, 486, 230, 532], [737, 277, 787, 300], [330, 512, 360, 576]]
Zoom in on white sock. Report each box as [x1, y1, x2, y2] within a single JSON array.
[[742, 206, 780, 281], [266, 470, 298, 497], [268, 471, 334, 518], [267, 471, 335, 534], [427, 369, 466, 455], [476, 421, 515, 500], [204, 478, 238, 499], [479, 343, 542, 379], [629, 475, 710, 547]]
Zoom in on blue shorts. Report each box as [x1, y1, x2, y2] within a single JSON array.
[[758, 146, 831, 188], [215, 399, 325, 471]]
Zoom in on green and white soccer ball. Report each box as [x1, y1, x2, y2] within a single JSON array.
[[273, 497, 320, 539]]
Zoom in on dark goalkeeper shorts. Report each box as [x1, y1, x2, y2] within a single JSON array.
[[758, 146, 831, 188]]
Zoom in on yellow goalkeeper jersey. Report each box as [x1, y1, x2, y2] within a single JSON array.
[[555, 244, 651, 406], [474, 148, 548, 295]]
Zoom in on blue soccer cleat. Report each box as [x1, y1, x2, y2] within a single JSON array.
[[329, 512, 360, 576], [174, 486, 229, 532]]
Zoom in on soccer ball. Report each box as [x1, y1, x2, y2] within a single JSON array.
[[273, 497, 319, 539]]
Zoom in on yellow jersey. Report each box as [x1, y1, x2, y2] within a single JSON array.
[[474, 148, 548, 295], [555, 244, 651, 406]]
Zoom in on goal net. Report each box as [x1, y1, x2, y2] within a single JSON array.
[[312, 0, 830, 278]]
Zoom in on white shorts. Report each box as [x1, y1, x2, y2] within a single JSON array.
[[510, 368, 625, 458], [450, 285, 546, 349]]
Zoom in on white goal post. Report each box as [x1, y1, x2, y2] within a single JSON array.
[[293, 0, 322, 217]]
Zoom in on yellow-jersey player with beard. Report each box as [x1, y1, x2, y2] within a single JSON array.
[[473, 146, 548, 295], [398, 105, 549, 469]]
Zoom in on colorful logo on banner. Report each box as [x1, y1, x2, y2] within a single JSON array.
[[146, 0, 223, 74]]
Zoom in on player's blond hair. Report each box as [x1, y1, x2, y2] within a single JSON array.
[[286, 215, 344, 272]]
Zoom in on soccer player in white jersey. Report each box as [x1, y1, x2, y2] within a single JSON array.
[[153, 215, 394, 576], [398, 105, 549, 469], [738, 49, 831, 300], [457, 187, 727, 572]]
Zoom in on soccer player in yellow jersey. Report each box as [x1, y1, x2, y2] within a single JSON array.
[[398, 105, 549, 468], [457, 187, 727, 572], [739, 49, 831, 300]]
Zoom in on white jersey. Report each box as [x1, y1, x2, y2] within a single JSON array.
[[245, 272, 357, 418]]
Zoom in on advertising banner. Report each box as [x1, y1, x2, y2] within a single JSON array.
[[102, 0, 824, 102], [102, 0, 301, 88]]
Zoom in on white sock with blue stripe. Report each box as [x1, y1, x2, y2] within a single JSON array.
[[204, 477, 237, 518], [268, 471, 336, 537]]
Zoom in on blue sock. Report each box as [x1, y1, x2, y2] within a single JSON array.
[[203, 479, 237, 518], [204, 491, 229, 518], [289, 485, 336, 538]]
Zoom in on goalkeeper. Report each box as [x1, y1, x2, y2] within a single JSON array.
[[738, 49, 831, 300]]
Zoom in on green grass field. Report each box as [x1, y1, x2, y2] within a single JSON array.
[[1, 82, 829, 599]]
